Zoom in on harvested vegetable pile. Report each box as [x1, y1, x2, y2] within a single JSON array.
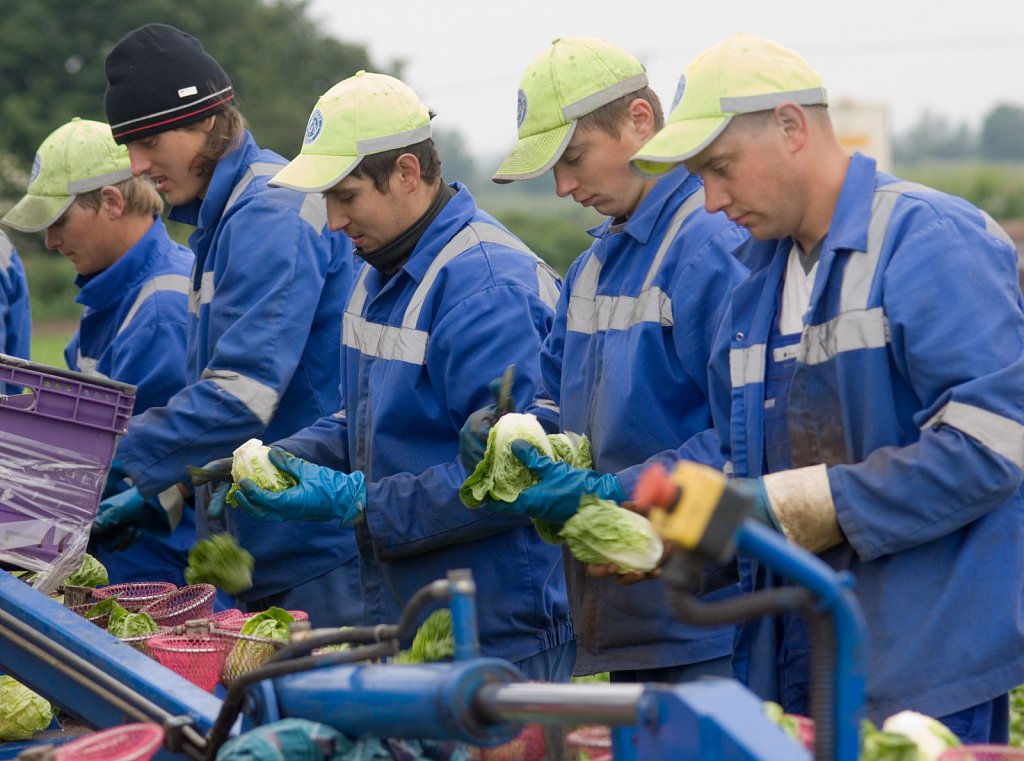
[[185, 533, 255, 594]]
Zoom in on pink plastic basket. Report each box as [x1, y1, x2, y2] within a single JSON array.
[[139, 583, 216, 626], [216, 608, 308, 632], [148, 632, 230, 691], [53, 722, 164, 761], [566, 725, 612, 760], [92, 582, 177, 611], [939, 747, 1024, 761]]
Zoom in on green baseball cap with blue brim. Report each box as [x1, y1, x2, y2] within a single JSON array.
[[271, 71, 432, 193], [3, 118, 133, 233], [492, 36, 648, 184], [631, 33, 828, 178]]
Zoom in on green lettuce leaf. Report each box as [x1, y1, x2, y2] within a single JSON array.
[[225, 607, 295, 676], [560, 495, 664, 573], [0, 676, 52, 741], [184, 533, 255, 594], [460, 413, 554, 508], [226, 439, 297, 507], [395, 609, 454, 664], [107, 607, 159, 638], [64, 553, 108, 588]]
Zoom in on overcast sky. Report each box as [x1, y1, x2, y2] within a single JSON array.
[[308, 0, 1024, 161]]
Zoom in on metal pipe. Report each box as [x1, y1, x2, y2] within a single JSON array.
[[474, 682, 643, 726]]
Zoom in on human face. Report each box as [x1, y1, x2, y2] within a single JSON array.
[[684, 116, 802, 241], [322, 172, 410, 252], [552, 124, 652, 219], [44, 202, 120, 276], [125, 126, 211, 206]]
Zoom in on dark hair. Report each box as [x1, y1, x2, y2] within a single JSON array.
[[185, 101, 246, 179], [351, 138, 442, 193], [576, 86, 665, 137], [74, 176, 164, 217]]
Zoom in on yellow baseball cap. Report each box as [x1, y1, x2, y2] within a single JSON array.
[[631, 34, 827, 178], [3, 118, 133, 233], [270, 71, 432, 193], [493, 37, 648, 183]]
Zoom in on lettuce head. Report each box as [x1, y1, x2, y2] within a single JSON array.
[[226, 439, 297, 507], [560, 495, 664, 573], [460, 413, 554, 508], [185, 533, 255, 594], [0, 676, 52, 741], [64, 553, 108, 588]]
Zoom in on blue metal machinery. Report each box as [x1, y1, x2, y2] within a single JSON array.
[[0, 467, 866, 761]]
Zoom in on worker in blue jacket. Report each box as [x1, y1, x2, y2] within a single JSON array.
[[221, 71, 575, 679], [0, 231, 31, 393], [629, 34, 1024, 741], [3, 117, 196, 586], [461, 37, 748, 682], [92, 24, 360, 627]]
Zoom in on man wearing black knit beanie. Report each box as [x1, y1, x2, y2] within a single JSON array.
[[97, 23, 363, 629]]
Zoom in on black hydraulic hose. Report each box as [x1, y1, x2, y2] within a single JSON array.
[[203, 640, 398, 760], [662, 552, 837, 761], [267, 623, 399, 664]]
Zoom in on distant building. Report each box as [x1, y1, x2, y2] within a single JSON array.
[[831, 99, 892, 172]]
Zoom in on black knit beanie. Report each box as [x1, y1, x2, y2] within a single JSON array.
[[104, 23, 234, 144]]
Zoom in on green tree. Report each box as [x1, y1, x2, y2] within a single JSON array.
[[979, 103, 1024, 161], [892, 109, 975, 164], [0, 0, 373, 162]]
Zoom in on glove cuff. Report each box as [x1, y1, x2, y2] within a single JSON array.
[[762, 465, 841, 553]]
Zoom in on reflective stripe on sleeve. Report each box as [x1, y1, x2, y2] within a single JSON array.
[[533, 398, 560, 415], [189, 271, 216, 315], [201, 369, 280, 426], [0, 232, 13, 270], [117, 274, 190, 335], [924, 400, 1024, 469], [74, 354, 110, 380]]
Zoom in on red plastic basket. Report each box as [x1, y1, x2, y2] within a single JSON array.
[[939, 747, 1024, 761], [139, 584, 216, 626], [566, 725, 611, 760], [148, 632, 230, 691], [53, 722, 164, 761], [216, 608, 308, 632], [92, 582, 177, 611]]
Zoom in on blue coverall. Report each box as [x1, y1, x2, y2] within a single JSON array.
[[715, 153, 1024, 726], [66, 217, 196, 585], [277, 183, 574, 671], [527, 166, 749, 677], [113, 132, 361, 627], [0, 231, 31, 393]]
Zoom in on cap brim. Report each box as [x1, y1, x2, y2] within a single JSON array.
[[492, 122, 575, 184], [630, 115, 732, 178], [1, 194, 74, 233], [269, 153, 361, 193]]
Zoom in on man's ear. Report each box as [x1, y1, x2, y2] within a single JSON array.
[[99, 186, 126, 219], [393, 153, 422, 193], [775, 103, 809, 153], [627, 97, 658, 142]]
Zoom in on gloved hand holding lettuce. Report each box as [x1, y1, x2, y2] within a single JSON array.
[[460, 414, 662, 573], [206, 439, 365, 525]]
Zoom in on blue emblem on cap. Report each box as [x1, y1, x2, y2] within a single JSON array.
[[304, 109, 324, 145], [671, 75, 687, 112], [29, 154, 41, 186], [516, 89, 528, 129]]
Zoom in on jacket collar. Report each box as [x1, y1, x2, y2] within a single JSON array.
[[167, 130, 261, 230], [588, 164, 697, 248], [75, 216, 167, 310]]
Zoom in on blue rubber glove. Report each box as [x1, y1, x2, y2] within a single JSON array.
[[500, 439, 626, 525], [91, 486, 173, 552], [459, 376, 508, 472], [731, 477, 782, 532], [233, 447, 366, 525], [103, 458, 132, 498], [190, 456, 234, 521]]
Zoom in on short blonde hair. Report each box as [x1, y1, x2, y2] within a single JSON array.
[[74, 175, 164, 217]]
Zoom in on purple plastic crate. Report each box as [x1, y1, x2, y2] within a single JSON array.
[[0, 354, 135, 575]]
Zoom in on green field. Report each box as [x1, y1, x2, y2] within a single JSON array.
[[30, 322, 75, 369]]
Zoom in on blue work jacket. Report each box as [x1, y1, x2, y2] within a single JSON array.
[[0, 231, 31, 393], [528, 166, 749, 674], [66, 217, 196, 585], [116, 131, 358, 602], [714, 153, 1024, 720], [278, 183, 574, 663]]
